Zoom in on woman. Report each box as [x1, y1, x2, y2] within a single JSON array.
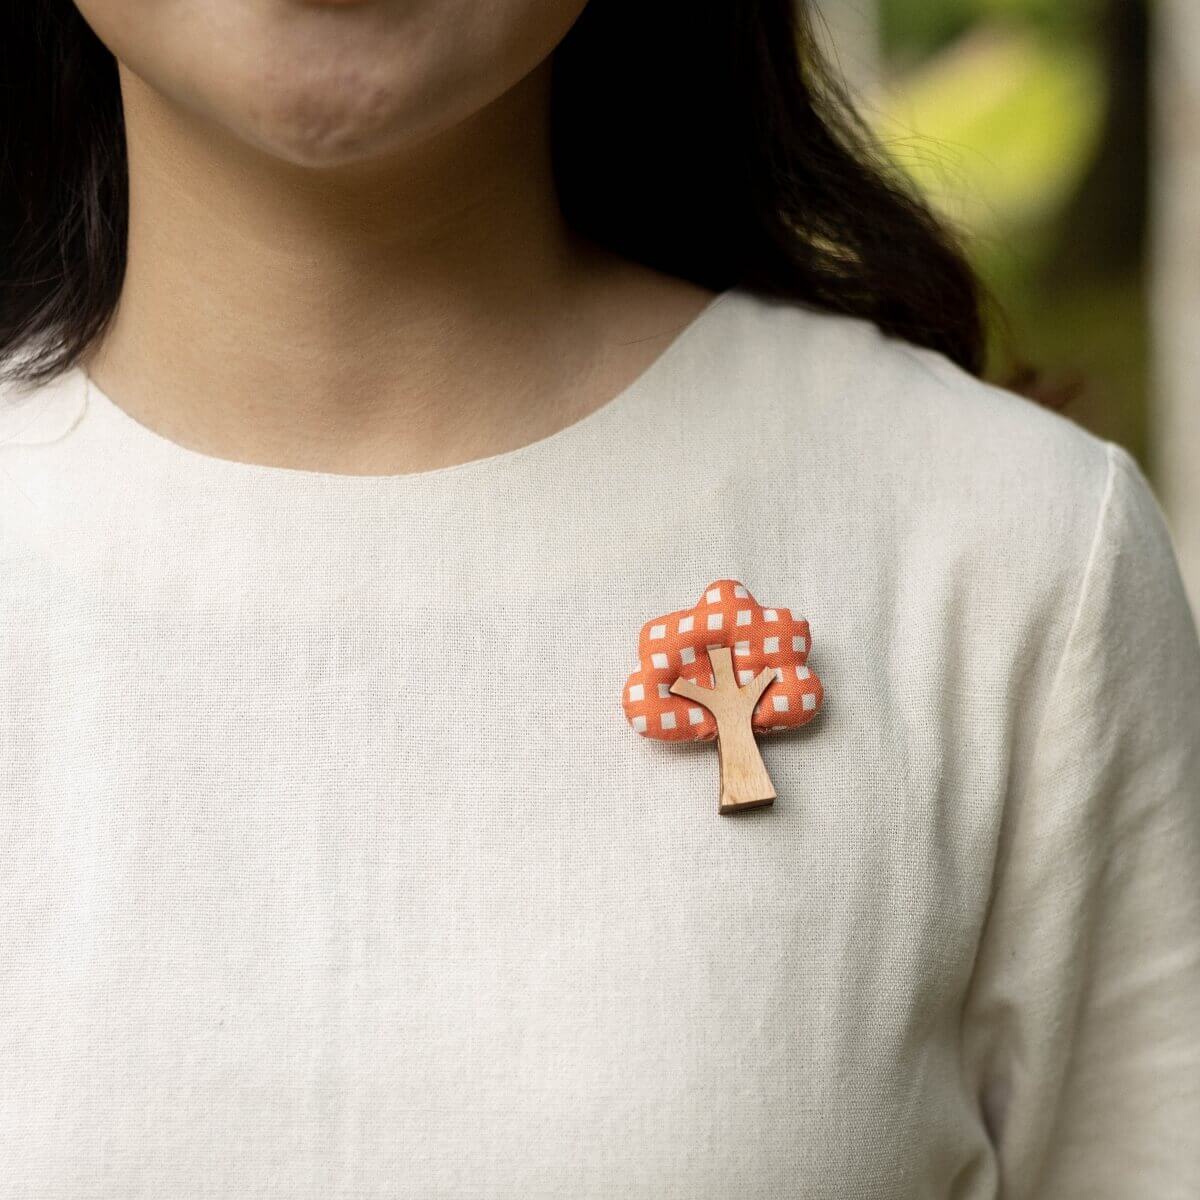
[[1, 0, 1197, 1196]]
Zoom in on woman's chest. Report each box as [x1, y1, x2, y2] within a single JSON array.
[[1, 587, 1002, 1196]]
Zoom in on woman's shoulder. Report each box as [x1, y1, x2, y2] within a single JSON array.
[[705, 285, 1120, 563], [717, 284, 1113, 500], [0, 360, 88, 447]]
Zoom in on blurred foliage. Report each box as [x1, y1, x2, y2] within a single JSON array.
[[873, 24, 1104, 235], [865, 0, 1149, 462], [881, 0, 1105, 64]]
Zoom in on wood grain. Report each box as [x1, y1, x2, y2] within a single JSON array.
[[669, 645, 777, 814]]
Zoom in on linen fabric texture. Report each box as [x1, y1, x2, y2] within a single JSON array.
[[1, 285, 1198, 1198]]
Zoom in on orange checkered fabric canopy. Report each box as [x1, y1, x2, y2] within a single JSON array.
[[622, 579, 824, 742]]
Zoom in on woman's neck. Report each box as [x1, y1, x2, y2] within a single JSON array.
[[82, 57, 716, 475]]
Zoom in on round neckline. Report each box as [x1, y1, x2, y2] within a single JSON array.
[[75, 285, 742, 488]]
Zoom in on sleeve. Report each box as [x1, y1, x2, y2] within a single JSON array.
[[959, 440, 1200, 1198]]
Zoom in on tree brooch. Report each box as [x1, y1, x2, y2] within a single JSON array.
[[621, 579, 824, 814]]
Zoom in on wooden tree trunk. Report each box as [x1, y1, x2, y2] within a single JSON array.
[[1150, 0, 1200, 618], [670, 646, 777, 814]]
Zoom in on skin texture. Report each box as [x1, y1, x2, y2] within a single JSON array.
[[73, 0, 718, 474]]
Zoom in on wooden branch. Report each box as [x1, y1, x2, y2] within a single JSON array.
[[670, 645, 777, 814]]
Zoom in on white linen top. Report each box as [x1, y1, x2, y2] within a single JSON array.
[[2, 285, 1198, 1198]]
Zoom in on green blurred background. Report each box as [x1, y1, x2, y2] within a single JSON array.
[[831, 0, 1147, 450]]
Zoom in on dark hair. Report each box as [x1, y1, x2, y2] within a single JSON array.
[[3, 0, 997, 390]]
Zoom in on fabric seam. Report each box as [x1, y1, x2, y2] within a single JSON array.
[[1015, 439, 1121, 790], [956, 438, 1121, 1135]]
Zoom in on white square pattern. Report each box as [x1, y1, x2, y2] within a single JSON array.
[[629, 584, 816, 732], [639, 613, 811, 678]]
